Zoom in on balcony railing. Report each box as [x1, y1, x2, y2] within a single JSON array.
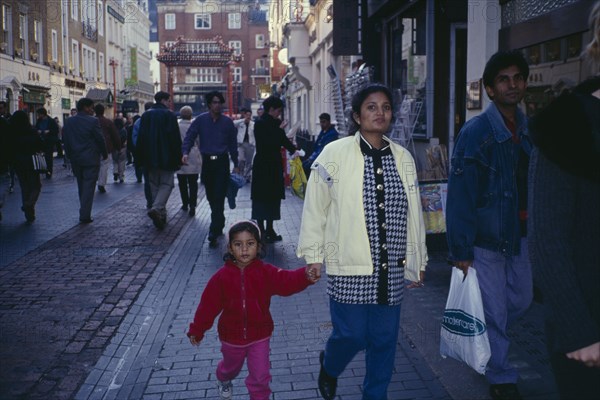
[[82, 21, 98, 42], [252, 67, 270, 76]]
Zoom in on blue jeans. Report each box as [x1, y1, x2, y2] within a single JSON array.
[[324, 299, 401, 400], [473, 238, 532, 384]]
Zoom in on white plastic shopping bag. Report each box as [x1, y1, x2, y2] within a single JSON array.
[[440, 267, 491, 374]]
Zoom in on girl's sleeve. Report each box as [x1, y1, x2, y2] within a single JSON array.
[[187, 273, 224, 340], [267, 264, 312, 297]]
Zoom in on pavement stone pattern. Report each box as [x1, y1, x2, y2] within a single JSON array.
[[0, 162, 204, 399], [77, 188, 451, 400]]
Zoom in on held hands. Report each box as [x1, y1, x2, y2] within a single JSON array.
[[566, 342, 600, 368], [454, 260, 473, 279], [306, 263, 322, 283], [189, 335, 201, 346], [406, 271, 426, 289]]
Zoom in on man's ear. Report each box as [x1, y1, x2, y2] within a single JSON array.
[[484, 85, 495, 100]]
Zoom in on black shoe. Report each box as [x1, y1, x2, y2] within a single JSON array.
[[189, 207, 195, 217], [148, 209, 165, 230], [265, 232, 283, 243], [45, 172, 52, 179], [181, 204, 188, 211], [113, 174, 118, 182], [79, 218, 94, 223], [227, 196, 236, 210], [98, 185, 106, 193], [489, 384, 522, 400], [208, 239, 218, 248], [119, 178, 124, 183], [318, 351, 337, 400]]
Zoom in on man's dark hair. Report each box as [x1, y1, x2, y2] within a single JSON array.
[[319, 113, 331, 121], [205, 91, 225, 105], [262, 96, 284, 113], [94, 103, 105, 116], [144, 101, 154, 111], [114, 118, 125, 130], [154, 91, 170, 103], [240, 107, 250, 113], [37, 107, 48, 116], [482, 50, 529, 88], [76, 98, 94, 111]]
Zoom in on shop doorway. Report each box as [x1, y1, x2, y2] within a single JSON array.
[[448, 24, 467, 157]]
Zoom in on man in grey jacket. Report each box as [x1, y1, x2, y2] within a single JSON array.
[[62, 98, 108, 223]]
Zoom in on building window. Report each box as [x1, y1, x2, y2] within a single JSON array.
[[254, 59, 267, 75], [99, 52, 104, 81], [228, 13, 241, 29], [165, 13, 175, 30], [18, 13, 27, 59], [194, 14, 211, 29], [72, 40, 79, 75], [255, 34, 265, 49], [233, 67, 242, 83], [228, 40, 241, 56], [98, 1, 103, 36], [51, 29, 58, 61], [34, 20, 43, 63], [185, 67, 223, 83], [2, 4, 12, 53], [72, 0, 79, 21]]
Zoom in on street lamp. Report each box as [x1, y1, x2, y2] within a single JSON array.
[[108, 58, 118, 116]]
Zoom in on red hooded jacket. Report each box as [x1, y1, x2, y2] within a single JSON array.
[[188, 259, 312, 345]]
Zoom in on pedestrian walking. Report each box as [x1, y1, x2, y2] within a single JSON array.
[[62, 98, 108, 223], [133, 102, 155, 208], [302, 112, 339, 178], [53, 117, 64, 158], [35, 107, 59, 179], [0, 101, 10, 222], [297, 83, 428, 400], [175, 106, 201, 216], [233, 108, 255, 181], [94, 104, 121, 193], [188, 220, 318, 400], [251, 96, 297, 242], [446, 50, 533, 400], [136, 91, 182, 229], [8, 111, 45, 222], [112, 118, 127, 183], [528, 3, 600, 398], [182, 91, 238, 248]]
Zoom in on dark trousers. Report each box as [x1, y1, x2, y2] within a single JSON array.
[[44, 140, 56, 174], [71, 164, 100, 220], [177, 174, 199, 208], [16, 170, 41, 210], [142, 167, 152, 208], [201, 155, 229, 237], [549, 351, 600, 399]]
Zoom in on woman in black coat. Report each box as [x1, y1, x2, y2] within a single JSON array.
[[251, 96, 297, 242], [9, 110, 45, 222]]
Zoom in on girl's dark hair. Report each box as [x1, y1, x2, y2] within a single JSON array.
[[223, 221, 265, 261], [347, 83, 394, 135], [262, 95, 284, 113]]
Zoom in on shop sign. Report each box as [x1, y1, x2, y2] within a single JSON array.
[[23, 91, 46, 104], [61, 98, 71, 109]]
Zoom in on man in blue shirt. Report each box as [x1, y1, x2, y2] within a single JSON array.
[[182, 91, 238, 248], [302, 113, 338, 178]]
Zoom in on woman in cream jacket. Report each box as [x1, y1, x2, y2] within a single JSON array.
[[298, 84, 427, 400]]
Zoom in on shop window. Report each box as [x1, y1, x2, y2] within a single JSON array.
[[165, 13, 175, 30], [195, 14, 211, 30], [566, 33, 582, 59], [545, 39, 561, 62]]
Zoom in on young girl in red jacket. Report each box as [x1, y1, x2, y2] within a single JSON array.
[[188, 220, 319, 400]]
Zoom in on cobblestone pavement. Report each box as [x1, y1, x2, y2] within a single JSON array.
[[1, 158, 560, 399]]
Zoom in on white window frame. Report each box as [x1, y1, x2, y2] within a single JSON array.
[[255, 34, 265, 49], [72, 0, 79, 21], [99, 52, 104, 81], [71, 39, 79, 74], [165, 13, 175, 30], [34, 20, 43, 63], [194, 13, 211, 30], [51, 29, 58, 61], [2, 5, 12, 54], [19, 13, 28, 59], [228, 13, 241, 29], [228, 40, 241, 56], [97, 1, 104, 36], [233, 67, 242, 83]]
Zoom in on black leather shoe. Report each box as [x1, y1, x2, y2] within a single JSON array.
[[98, 185, 106, 193], [318, 351, 337, 400], [79, 218, 94, 223], [489, 383, 522, 400], [189, 207, 195, 217], [208, 239, 218, 248]]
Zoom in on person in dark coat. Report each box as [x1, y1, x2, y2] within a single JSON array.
[[9, 110, 45, 222], [35, 107, 59, 179], [251, 96, 297, 242], [62, 98, 108, 223], [136, 91, 182, 229]]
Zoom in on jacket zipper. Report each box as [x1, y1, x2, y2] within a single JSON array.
[[241, 268, 247, 340]]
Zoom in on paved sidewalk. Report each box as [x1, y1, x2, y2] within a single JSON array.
[[76, 187, 451, 400]]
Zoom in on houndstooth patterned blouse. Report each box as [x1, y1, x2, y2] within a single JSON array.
[[327, 136, 409, 305]]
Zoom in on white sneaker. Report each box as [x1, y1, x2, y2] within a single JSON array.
[[217, 380, 233, 399]]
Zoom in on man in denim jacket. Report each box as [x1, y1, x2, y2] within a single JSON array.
[[446, 50, 533, 400]]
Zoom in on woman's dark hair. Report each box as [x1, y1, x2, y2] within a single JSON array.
[[262, 95, 284, 113], [223, 221, 264, 261], [347, 83, 394, 135], [482, 50, 529, 89], [114, 118, 125, 130], [205, 91, 225, 105], [9, 110, 33, 133]]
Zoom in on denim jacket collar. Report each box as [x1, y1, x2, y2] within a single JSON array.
[[485, 102, 529, 143]]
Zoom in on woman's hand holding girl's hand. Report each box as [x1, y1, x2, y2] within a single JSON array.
[[306, 263, 322, 283], [189, 335, 201, 346]]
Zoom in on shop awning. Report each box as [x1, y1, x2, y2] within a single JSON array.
[[121, 100, 139, 114], [86, 88, 113, 103]]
